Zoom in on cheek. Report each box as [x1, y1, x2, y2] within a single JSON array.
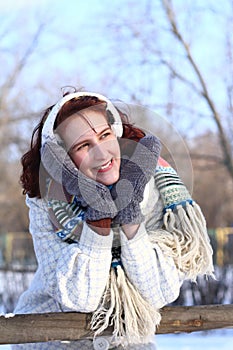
[[70, 153, 86, 169], [111, 139, 121, 157]]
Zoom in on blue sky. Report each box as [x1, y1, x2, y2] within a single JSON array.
[[1, 1, 232, 227], [0, 0, 231, 139], [1, 1, 227, 96]]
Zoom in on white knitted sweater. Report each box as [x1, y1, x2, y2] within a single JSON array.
[[12, 180, 185, 349]]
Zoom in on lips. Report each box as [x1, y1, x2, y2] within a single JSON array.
[[96, 159, 113, 172]]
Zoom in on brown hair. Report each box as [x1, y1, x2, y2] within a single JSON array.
[[20, 96, 145, 198]]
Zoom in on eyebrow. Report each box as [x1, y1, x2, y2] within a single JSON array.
[[70, 126, 112, 151]]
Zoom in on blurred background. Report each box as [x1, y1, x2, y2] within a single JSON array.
[[0, 0, 232, 347]]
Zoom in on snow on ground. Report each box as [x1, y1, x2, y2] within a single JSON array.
[[155, 329, 233, 349], [0, 330, 232, 350], [1, 271, 232, 349]]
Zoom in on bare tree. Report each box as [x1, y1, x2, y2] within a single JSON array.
[[161, 0, 233, 179], [99, 1, 233, 181], [0, 16, 46, 231], [0, 7, 76, 228]]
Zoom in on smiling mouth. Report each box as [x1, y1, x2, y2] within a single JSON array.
[[96, 159, 113, 171]]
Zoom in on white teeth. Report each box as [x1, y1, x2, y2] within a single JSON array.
[[98, 160, 111, 170]]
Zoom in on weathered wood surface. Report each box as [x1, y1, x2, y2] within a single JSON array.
[[0, 304, 232, 344]]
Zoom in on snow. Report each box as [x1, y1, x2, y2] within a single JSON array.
[[155, 329, 233, 349], [0, 330, 232, 349], [1, 271, 232, 349], [1, 313, 15, 318]]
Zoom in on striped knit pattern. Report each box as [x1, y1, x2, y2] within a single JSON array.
[[48, 197, 85, 242], [155, 158, 192, 210]]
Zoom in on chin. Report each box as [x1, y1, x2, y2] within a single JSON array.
[[98, 172, 120, 186]]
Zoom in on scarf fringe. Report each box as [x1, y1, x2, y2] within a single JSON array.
[[90, 201, 214, 347], [90, 265, 161, 347], [150, 201, 214, 280], [47, 171, 214, 346]]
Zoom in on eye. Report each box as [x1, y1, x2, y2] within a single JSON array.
[[101, 131, 112, 139], [75, 143, 89, 151]]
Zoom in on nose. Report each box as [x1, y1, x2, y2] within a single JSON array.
[[92, 141, 108, 161]]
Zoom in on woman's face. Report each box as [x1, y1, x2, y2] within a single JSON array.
[[57, 110, 121, 186]]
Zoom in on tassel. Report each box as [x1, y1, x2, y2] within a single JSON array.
[[90, 264, 161, 347], [150, 202, 214, 280], [185, 202, 214, 277], [116, 265, 161, 345]]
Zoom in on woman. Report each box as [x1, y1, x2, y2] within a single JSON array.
[[13, 90, 214, 350]]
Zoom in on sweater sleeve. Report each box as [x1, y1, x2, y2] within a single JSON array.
[[120, 223, 183, 309], [119, 180, 184, 309], [26, 195, 113, 312], [120, 177, 213, 309]]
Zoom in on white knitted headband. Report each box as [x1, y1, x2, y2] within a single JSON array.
[[41, 92, 123, 146]]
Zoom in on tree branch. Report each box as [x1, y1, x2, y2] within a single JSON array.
[[161, 0, 233, 179], [0, 22, 46, 108]]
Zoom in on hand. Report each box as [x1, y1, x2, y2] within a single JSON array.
[[74, 169, 118, 221], [111, 135, 161, 225], [41, 140, 117, 222]]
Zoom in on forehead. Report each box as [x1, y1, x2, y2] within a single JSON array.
[[56, 110, 110, 147]]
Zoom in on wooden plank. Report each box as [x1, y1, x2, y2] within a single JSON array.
[[158, 304, 233, 334], [0, 304, 233, 344]]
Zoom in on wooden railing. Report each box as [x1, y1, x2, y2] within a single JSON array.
[[0, 304, 233, 344]]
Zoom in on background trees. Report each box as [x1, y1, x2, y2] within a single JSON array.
[[0, 0, 232, 231], [0, 0, 232, 314]]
